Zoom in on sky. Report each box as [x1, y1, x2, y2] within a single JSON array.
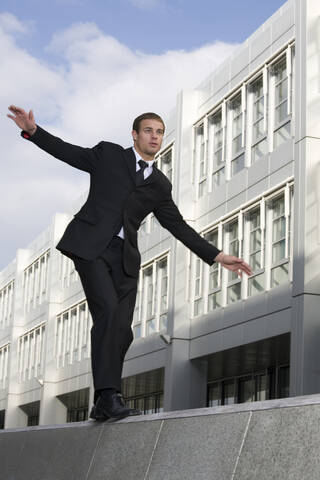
[[0, 0, 287, 271]]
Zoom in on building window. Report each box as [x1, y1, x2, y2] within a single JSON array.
[[250, 76, 268, 164], [226, 220, 241, 304], [57, 388, 89, 423], [268, 192, 291, 288], [190, 182, 293, 316], [18, 324, 45, 382], [133, 254, 169, 339], [193, 42, 295, 185], [192, 258, 204, 317], [229, 93, 245, 177], [208, 110, 225, 188], [207, 365, 290, 406], [156, 146, 173, 183], [0, 280, 14, 329], [23, 250, 50, 313], [204, 230, 222, 311], [194, 123, 207, 198], [126, 392, 164, 414], [55, 301, 91, 368], [272, 55, 292, 149], [122, 368, 164, 414], [0, 344, 10, 390], [247, 207, 265, 297], [19, 401, 40, 426]]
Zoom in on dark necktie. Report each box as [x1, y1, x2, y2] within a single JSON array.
[[136, 159, 149, 186]]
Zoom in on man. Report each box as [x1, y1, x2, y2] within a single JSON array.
[[7, 105, 252, 422]]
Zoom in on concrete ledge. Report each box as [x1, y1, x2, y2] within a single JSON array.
[[2, 394, 320, 479]]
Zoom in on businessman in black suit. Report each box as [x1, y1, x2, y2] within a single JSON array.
[[8, 105, 252, 422]]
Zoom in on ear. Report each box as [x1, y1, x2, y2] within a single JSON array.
[[132, 129, 138, 141]]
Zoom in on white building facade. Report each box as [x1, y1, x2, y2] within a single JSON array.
[[1, 0, 320, 428]]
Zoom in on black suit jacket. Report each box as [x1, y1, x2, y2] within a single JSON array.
[[21, 125, 221, 277]]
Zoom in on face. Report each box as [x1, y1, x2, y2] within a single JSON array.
[[132, 119, 164, 158]]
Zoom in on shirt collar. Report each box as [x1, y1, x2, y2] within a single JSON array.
[[132, 146, 155, 168]]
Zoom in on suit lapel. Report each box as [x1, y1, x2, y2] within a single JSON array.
[[123, 147, 137, 184], [123, 147, 158, 187]]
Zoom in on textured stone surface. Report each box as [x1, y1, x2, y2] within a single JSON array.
[[146, 412, 250, 480], [87, 419, 163, 480], [3, 395, 320, 479], [234, 404, 320, 480], [0, 422, 103, 480]]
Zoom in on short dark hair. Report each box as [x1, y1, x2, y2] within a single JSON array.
[[132, 112, 165, 133]]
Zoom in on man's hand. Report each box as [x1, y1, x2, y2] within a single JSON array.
[[7, 105, 37, 136], [214, 252, 253, 277]]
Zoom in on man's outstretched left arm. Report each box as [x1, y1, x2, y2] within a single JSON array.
[[153, 188, 252, 277]]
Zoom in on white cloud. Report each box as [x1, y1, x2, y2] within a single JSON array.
[[0, 16, 238, 269], [0, 12, 31, 34]]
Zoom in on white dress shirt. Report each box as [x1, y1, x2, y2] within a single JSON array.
[[116, 146, 155, 239]]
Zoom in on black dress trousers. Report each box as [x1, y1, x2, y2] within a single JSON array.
[[71, 235, 138, 403]]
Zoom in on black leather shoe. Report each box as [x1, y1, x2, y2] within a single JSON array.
[[116, 393, 142, 417], [91, 393, 141, 422], [90, 393, 142, 421]]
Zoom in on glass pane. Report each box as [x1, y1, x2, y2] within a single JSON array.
[[227, 283, 241, 304], [232, 134, 242, 156], [271, 263, 289, 288], [208, 383, 221, 407], [214, 128, 223, 151], [273, 217, 286, 242], [252, 118, 265, 142], [275, 78, 288, 105], [231, 153, 245, 176], [272, 240, 286, 263], [209, 268, 219, 290], [213, 167, 225, 187], [193, 298, 203, 316], [248, 273, 265, 296], [273, 197, 285, 218], [255, 374, 268, 401], [253, 96, 264, 122], [229, 222, 238, 241], [275, 100, 288, 124], [250, 210, 260, 229], [250, 251, 261, 271], [278, 366, 290, 398], [208, 291, 222, 311], [133, 324, 141, 339], [214, 148, 223, 167], [238, 376, 254, 403], [274, 122, 291, 148], [223, 380, 235, 405], [250, 229, 261, 251]]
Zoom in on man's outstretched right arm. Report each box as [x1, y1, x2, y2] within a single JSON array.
[[7, 105, 101, 174]]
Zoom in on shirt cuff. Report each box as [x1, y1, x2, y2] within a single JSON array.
[[21, 130, 31, 139]]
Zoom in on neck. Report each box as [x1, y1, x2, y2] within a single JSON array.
[[134, 145, 155, 162]]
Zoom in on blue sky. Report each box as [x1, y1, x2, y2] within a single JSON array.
[[2, 0, 286, 60], [0, 0, 287, 269]]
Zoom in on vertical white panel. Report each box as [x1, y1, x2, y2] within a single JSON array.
[[263, 65, 268, 131], [286, 46, 292, 115]]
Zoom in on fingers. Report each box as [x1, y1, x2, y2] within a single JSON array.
[[8, 105, 26, 116]]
